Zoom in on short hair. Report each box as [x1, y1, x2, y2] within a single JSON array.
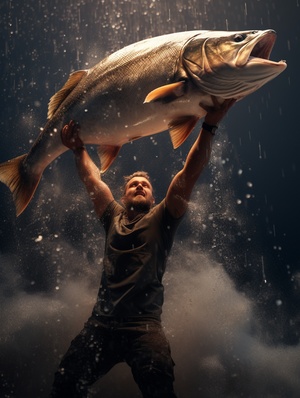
[[121, 171, 152, 195]]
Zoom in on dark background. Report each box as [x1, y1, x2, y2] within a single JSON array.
[[0, 0, 299, 397]]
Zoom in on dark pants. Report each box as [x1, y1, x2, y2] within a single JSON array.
[[51, 316, 177, 397]]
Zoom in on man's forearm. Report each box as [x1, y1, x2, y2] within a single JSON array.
[[73, 147, 101, 191], [182, 125, 214, 184], [165, 124, 214, 218]]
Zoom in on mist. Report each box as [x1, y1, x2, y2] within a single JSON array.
[[1, 221, 300, 397]]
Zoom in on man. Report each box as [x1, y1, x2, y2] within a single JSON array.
[[51, 97, 236, 397]]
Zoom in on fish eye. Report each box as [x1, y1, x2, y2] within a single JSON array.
[[234, 34, 247, 42]]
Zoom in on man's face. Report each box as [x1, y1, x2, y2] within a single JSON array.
[[122, 176, 155, 212]]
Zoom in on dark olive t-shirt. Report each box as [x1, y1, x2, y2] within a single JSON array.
[[92, 199, 182, 321]]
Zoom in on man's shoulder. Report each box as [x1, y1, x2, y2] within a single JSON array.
[[152, 198, 184, 231], [147, 199, 165, 217], [101, 200, 124, 224]]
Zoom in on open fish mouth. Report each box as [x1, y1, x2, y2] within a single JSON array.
[[237, 30, 287, 67], [249, 32, 275, 60]]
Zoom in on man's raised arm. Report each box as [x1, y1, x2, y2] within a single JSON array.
[[166, 97, 236, 219], [61, 121, 114, 218]]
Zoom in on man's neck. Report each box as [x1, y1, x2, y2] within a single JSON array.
[[125, 206, 149, 221]]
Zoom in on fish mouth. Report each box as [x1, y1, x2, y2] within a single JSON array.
[[237, 30, 286, 68]]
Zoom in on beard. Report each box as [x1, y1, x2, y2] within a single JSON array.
[[126, 197, 153, 213]]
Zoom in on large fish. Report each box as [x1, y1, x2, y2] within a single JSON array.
[[0, 29, 286, 216]]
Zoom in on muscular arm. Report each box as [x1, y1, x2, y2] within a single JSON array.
[[61, 121, 114, 218], [73, 147, 114, 217], [166, 97, 236, 219]]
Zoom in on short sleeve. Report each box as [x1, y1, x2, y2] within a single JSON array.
[[100, 200, 123, 232]]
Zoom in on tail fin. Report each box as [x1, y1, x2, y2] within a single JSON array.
[[0, 154, 41, 216]]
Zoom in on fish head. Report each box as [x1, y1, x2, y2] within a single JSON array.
[[181, 29, 287, 100]]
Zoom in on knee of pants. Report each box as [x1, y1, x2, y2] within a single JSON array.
[[133, 365, 176, 398], [131, 356, 175, 389], [51, 369, 90, 398], [133, 347, 175, 377]]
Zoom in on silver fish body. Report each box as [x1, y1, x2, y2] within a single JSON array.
[[0, 30, 287, 215]]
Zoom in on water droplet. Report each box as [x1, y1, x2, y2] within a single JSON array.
[[34, 235, 43, 242]]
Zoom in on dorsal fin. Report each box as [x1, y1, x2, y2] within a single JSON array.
[[144, 81, 186, 103], [168, 116, 199, 149], [47, 70, 88, 119]]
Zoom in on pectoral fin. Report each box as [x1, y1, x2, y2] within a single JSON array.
[[144, 81, 186, 103], [169, 116, 199, 149], [97, 145, 121, 172], [47, 70, 88, 119]]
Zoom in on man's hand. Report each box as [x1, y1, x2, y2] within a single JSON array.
[[61, 120, 84, 151], [201, 96, 237, 126]]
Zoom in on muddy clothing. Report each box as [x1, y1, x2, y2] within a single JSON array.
[[51, 199, 181, 397], [93, 199, 181, 321]]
